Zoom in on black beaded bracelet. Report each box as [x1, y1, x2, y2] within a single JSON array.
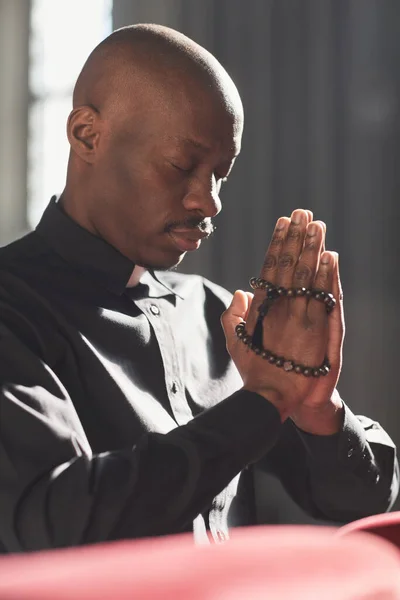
[[249, 277, 336, 314], [235, 321, 331, 378]]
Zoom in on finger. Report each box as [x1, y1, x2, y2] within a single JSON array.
[[307, 250, 335, 322], [258, 216, 290, 285], [221, 290, 250, 343], [244, 292, 254, 322], [305, 210, 313, 223], [275, 209, 309, 288], [290, 221, 325, 317], [315, 220, 326, 252], [327, 252, 345, 354], [292, 220, 325, 288], [332, 252, 343, 306]]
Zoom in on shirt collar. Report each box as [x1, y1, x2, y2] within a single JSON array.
[[35, 196, 183, 299]]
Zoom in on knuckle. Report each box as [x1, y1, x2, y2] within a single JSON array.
[[270, 233, 285, 248], [263, 254, 277, 270], [278, 253, 295, 270], [304, 239, 318, 251], [294, 264, 313, 283], [287, 227, 302, 242]]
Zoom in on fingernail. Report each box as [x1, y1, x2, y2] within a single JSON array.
[[291, 210, 303, 225], [307, 223, 318, 236], [276, 217, 287, 230], [315, 220, 326, 231], [321, 252, 331, 265]]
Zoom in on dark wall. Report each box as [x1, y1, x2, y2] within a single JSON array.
[[113, 0, 400, 513]]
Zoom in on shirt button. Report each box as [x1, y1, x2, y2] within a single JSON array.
[[216, 530, 226, 543], [150, 304, 160, 316], [171, 382, 178, 394], [347, 447, 354, 458]]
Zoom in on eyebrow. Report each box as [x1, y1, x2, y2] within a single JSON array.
[[169, 136, 240, 158], [169, 136, 211, 153]]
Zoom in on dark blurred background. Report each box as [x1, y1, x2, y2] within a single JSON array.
[[1, 0, 400, 518]]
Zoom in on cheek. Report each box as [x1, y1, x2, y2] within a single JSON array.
[[99, 144, 167, 200], [96, 143, 186, 227]]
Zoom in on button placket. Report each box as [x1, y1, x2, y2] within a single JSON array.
[[138, 298, 193, 426]]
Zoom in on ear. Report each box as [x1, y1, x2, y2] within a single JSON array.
[[67, 105, 102, 164]]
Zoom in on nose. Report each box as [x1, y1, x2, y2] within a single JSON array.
[[182, 175, 222, 218]]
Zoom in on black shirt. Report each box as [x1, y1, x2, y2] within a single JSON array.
[[0, 197, 397, 553]]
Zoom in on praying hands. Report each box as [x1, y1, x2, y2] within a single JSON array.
[[222, 209, 344, 435]]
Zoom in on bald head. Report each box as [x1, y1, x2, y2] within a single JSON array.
[[62, 24, 243, 270], [73, 24, 242, 123]]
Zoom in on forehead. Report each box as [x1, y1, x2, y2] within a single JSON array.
[[161, 87, 243, 157], [165, 133, 241, 162], [112, 64, 243, 156]]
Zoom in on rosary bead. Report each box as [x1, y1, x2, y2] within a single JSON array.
[[283, 360, 294, 372], [235, 320, 331, 379], [268, 290, 280, 301], [249, 277, 258, 289], [248, 277, 335, 315], [295, 287, 306, 297]]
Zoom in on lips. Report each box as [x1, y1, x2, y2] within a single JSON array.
[[168, 229, 208, 253]]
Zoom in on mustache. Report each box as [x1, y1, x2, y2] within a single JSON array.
[[165, 217, 216, 236]]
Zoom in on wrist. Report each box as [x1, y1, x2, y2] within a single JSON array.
[[243, 386, 292, 422], [292, 395, 344, 435]]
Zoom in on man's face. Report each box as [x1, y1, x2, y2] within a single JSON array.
[[89, 84, 243, 270]]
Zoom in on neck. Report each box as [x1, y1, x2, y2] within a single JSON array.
[[58, 188, 97, 236]]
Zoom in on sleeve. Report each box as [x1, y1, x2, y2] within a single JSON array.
[[0, 321, 282, 552], [256, 391, 399, 523]]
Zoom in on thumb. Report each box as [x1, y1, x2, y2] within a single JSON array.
[[221, 290, 249, 340]]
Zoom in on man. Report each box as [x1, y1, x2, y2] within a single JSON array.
[[0, 24, 397, 553]]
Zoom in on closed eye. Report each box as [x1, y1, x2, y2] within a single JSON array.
[[171, 163, 193, 173]]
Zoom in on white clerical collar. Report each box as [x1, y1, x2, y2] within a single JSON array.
[[126, 266, 147, 288]]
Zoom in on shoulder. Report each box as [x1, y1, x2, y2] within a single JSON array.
[[0, 231, 47, 270], [154, 271, 233, 308], [0, 232, 52, 315]]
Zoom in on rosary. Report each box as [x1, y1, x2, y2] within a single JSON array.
[[235, 278, 336, 378]]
